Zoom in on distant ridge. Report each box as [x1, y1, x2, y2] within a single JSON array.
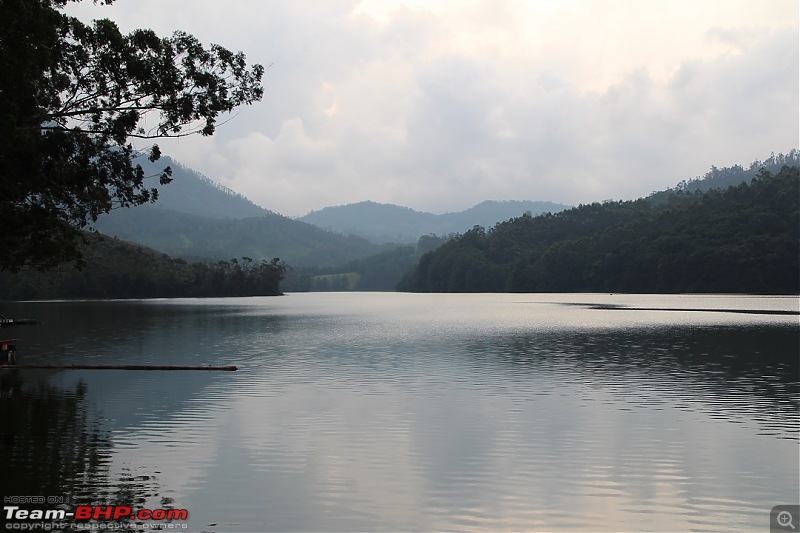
[[300, 199, 571, 243], [94, 155, 383, 266], [95, 151, 799, 272], [131, 155, 270, 219], [95, 205, 382, 267]]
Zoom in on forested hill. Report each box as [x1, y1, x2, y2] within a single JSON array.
[[397, 165, 800, 294], [94, 205, 381, 267], [0, 234, 286, 300], [93, 155, 384, 267], [648, 150, 799, 204]]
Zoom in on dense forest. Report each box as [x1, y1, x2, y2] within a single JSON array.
[[0, 235, 285, 299], [397, 165, 800, 294]]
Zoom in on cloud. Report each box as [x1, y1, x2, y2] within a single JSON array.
[[65, 0, 798, 216]]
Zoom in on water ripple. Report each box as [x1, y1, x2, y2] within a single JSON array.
[[1, 293, 796, 531]]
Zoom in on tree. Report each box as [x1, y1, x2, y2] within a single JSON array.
[[0, 0, 264, 271]]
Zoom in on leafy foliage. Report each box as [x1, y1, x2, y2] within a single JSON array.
[[398, 165, 800, 294], [0, 0, 263, 271]]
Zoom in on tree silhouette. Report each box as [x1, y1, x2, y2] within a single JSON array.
[[0, 0, 264, 271]]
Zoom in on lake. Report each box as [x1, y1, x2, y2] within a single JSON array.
[[1, 292, 798, 531]]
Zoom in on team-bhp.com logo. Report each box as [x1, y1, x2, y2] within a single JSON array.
[[74, 506, 187, 521], [4, 505, 188, 530]]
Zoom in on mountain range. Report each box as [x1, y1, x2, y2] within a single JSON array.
[[94, 156, 381, 266], [94, 155, 571, 266], [299, 200, 570, 244], [6, 150, 797, 298], [93, 151, 799, 271]]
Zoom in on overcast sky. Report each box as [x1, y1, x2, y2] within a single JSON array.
[[67, 0, 798, 217]]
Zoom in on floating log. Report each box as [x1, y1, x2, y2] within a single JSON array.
[[0, 364, 237, 371]]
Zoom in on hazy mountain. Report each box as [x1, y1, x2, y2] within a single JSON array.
[[94, 155, 387, 267], [94, 206, 382, 267], [300, 150, 799, 245], [104, 150, 798, 272], [446, 200, 571, 233], [131, 155, 270, 218], [299, 199, 571, 243]]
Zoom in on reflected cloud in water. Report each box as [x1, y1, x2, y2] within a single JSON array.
[[1, 293, 797, 531]]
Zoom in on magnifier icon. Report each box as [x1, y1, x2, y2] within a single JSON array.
[[778, 511, 796, 530]]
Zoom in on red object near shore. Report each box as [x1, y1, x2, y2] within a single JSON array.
[[1, 339, 17, 364]]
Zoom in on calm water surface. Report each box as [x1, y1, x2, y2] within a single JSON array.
[[1, 293, 798, 532]]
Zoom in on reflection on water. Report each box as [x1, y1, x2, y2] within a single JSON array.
[[0, 293, 798, 531], [0, 371, 162, 512], [478, 326, 799, 439]]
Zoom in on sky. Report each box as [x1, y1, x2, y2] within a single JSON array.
[[66, 0, 799, 217]]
